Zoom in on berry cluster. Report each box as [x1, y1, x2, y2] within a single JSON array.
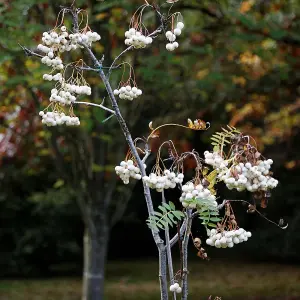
[[49, 88, 75, 105], [218, 160, 278, 192], [124, 28, 153, 48], [142, 171, 184, 192], [39, 26, 100, 70], [38, 24, 100, 127], [69, 31, 101, 48], [180, 182, 217, 208], [41, 56, 64, 70], [64, 83, 92, 96], [40, 27, 71, 50], [113, 86, 143, 101], [39, 111, 80, 126], [43, 73, 63, 82], [115, 160, 144, 184], [39, 28, 68, 69], [39, 26, 100, 55], [47, 81, 91, 105], [169, 283, 182, 294], [165, 21, 184, 51], [204, 151, 228, 170], [206, 228, 252, 248]]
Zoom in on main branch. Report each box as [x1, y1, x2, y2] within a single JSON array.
[[80, 37, 168, 300], [162, 192, 176, 300], [181, 210, 192, 300]]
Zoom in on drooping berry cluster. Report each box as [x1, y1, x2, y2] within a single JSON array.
[[165, 21, 184, 51], [113, 86, 143, 101], [40, 27, 70, 51], [40, 56, 64, 70], [206, 228, 252, 248], [180, 182, 217, 208], [41, 56, 64, 70], [64, 83, 92, 96], [39, 26, 100, 58], [204, 151, 228, 170], [169, 283, 182, 294], [39, 111, 80, 126], [124, 28, 153, 48], [43, 73, 63, 82], [69, 31, 101, 47], [37, 22, 101, 126], [39, 26, 100, 69], [39, 72, 92, 123], [49, 88, 74, 105], [142, 170, 184, 192], [115, 160, 144, 184], [53, 82, 90, 101], [218, 160, 278, 192]]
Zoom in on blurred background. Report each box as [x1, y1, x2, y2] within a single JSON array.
[[1, 0, 300, 299]]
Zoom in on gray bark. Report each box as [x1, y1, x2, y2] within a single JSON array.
[[162, 192, 176, 300], [181, 210, 192, 300], [82, 193, 109, 300], [158, 245, 169, 300], [82, 222, 109, 300]]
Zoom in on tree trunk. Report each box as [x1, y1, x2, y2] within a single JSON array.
[[82, 221, 109, 300]]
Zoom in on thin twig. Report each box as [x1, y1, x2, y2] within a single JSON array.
[[74, 101, 116, 115], [142, 149, 151, 163], [217, 199, 226, 210], [77, 66, 121, 71], [18, 45, 114, 73], [226, 199, 288, 229], [107, 27, 163, 79], [107, 46, 133, 79], [19, 44, 43, 58]]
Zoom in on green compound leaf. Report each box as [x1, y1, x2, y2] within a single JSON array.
[[209, 126, 240, 153], [147, 202, 185, 232]]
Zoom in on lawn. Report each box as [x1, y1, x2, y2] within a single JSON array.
[[1, 260, 300, 300]]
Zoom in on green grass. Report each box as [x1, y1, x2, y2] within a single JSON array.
[[1, 260, 300, 299]]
